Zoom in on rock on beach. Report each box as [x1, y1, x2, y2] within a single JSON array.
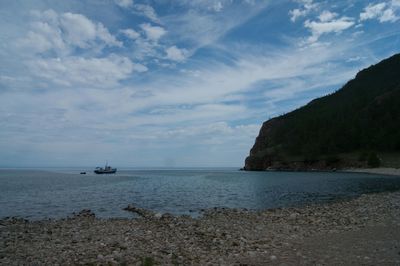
[[1, 191, 400, 265]]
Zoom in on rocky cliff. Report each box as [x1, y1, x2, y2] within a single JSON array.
[[245, 53, 400, 171]]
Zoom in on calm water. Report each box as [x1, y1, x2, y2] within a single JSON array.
[[1, 168, 400, 220]]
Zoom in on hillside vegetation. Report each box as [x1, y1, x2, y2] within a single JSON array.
[[245, 53, 400, 171]]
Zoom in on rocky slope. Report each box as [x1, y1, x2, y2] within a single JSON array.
[[245, 53, 400, 171]]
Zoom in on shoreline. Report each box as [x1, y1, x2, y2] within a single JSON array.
[[243, 167, 400, 177], [343, 167, 400, 177], [1, 190, 400, 265]]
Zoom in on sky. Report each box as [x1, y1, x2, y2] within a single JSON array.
[[0, 0, 399, 168]]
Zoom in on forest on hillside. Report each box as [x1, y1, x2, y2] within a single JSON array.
[[245, 53, 400, 170]]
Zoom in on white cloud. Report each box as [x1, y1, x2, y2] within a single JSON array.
[[3, 0, 395, 167], [346, 56, 364, 62], [60, 12, 122, 48], [299, 0, 316, 9], [18, 9, 121, 55], [211, 2, 224, 12], [123, 24, 169, 61], [380, 8, 398, 22], [393, 0, 400, 7], [123, 43, 358, 123], [140, 23, 166, 41], [318, 10, 337, 22], [59, 12, 98, 48], [27, 55, 134, 88], [133, 63, 148, 72], [20, 29, 62, 54], [161, 0, 270, 54], [360, 3, 387, 21], [176, 0, 233, 12], [133, 4, 160, 23], [304, 16, 355, 43], [289, 9, 308, 22], [114, 0, 133, 8], [159, 122, 260, 147], [360, 2, 399, 23], [115, 1, 161, 24], [120, 28, 140, 40], [289, 0, 318, 22], [165, 46, 189, 62], [95, 23, 122, 47], [177, 0, 256, 13]]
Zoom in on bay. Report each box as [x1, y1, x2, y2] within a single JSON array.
[[1, 168, 400, 220]]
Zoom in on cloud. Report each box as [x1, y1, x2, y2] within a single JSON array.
[[120, 28, 140, 40], [114, 0, 160, 24], [94, 22, 122, 47], [4, 42, 362, 150], [114, 0, 133, 8], [140, 23, 166, 41], [380, 9, 399, 22], [59, 12, 122, 48], [360, 2, 400, 23], [27, 55, 134, 88], [176, 0, 256, 13], [158, 122, 260, 148], [123, 42, 360, 123], [20, 27, 64, 54], [133, 4, 160, 23], [132, 63, 148, 72], [165, 46, 189, 62], [19, 9, 121, 55], [60, 12, 99, 48], [125, 1, 269, 65], [304, 15, 355, 43], [289, 0, 318, 22], [346, 56, 365, 62], [360, 3, 387, 21], [176, 0, 232, 12], [1, 0, 398, 167], [289, 9, 308, 22], [318, 10, 337, 22], [123, 23, 169, 61], [211, 2, 224, 12]]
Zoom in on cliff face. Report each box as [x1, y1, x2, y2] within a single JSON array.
[[245, 53, 400, 171], [245, 118, 283, 170]]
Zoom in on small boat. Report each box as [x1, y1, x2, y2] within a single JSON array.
[[94, 162, 117, 174], [80, 172, 86, 175]]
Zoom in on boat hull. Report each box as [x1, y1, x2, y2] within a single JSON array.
[[94, 169, 117, 174]]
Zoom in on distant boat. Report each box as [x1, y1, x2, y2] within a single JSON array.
[[94, 162, 117, 174], [80, 172, 86, 175]]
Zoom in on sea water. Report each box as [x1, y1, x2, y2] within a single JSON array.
[[1, 168, 400, 220]]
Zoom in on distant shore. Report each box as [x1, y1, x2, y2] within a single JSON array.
[[2, 190, 400, 265], [243, 167, 400, 177], [344, 167, 400, 177]]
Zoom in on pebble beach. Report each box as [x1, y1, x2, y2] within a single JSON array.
[[346, 167, 400, 177], [1, 189, 400, 265]]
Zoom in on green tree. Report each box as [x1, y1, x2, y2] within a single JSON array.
[[367, 152, 381, 168]]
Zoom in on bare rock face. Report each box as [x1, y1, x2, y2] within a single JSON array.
[[244, 118, 283, 171]]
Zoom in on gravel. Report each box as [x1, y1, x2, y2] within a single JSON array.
[[1, 191, 400, 265]]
